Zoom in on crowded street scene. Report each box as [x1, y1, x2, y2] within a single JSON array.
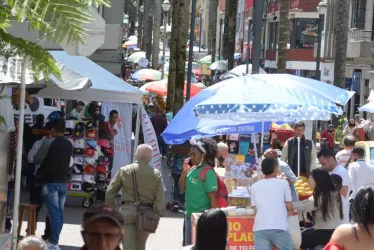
[[1, 0, 374, 250]]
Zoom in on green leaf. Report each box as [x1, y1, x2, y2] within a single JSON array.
[[0, 115, 6, 128]]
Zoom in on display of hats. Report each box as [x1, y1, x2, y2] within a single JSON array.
[[48, 111, 63, 121], [85, 129, 97, 139], [72, 164, 83, 174], [74, 139, 85, 149], [96, 172, 107, 182], [74, 122, 85, 138], [86, 140, 97, 149], [83, 174, 96, 184], [85, 157, 96, 165], [98, 139, 111, 148], [84, 165, 96, 174], [65, 120, 75, 129], [82, 182, 95, 193], [96, 182, 108, 192], [103, 147, 114, 157], [98, 156, 110, 164], [70, 182, 82, 191], [70, 174, 83, 182], [73, 156, 84, 165], [85, 148, 95, 157], [96, 164, 107, 174], [64, 129, 73, 136], [74, 148, 85, 155], [86, 121, 94, 130]]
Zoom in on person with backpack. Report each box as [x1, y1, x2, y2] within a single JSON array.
[[179, 138, 228, 246]]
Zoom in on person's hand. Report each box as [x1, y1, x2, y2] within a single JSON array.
[[277, 173, 286, 180], [183, 158, 192, 173], [112, 129, 118, 136]]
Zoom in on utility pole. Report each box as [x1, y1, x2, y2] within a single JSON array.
[[252, 0, 264, 74]]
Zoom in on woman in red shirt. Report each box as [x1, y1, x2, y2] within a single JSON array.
[[324, 185, 374, 250], [321, 124, 335, 150]]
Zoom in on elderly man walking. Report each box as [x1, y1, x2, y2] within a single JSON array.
[[105, 144, 165, 250]]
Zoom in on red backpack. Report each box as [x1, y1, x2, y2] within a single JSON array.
[[200, 166, 229, 208]]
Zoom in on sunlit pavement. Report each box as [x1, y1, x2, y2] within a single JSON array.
[[17, 159, 184, 250]]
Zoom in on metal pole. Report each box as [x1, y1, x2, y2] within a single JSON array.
[[161, 11, 168, 79], [246, 20, 253, 74], [186, 0, 197, 101], [252, 0, 264, 74], [219, 19, 223, 59], [133, 104, 141, 161], [147, 16, 153, 63], [139, 13, 143, 47], [313, 14, 323, 143], [199, 11, 202, 52]]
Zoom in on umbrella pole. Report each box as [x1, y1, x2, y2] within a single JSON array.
[[11, 55, 30, 249], [252, 134, 259, 167], [260, 120, 265, 153], [297, 137, 301, 177], [133, 104, 141, 161]]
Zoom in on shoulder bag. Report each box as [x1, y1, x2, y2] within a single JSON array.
[[131, 165, 160, 233]]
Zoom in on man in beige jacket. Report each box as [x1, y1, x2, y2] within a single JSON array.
[[105, 144, 165, 250]]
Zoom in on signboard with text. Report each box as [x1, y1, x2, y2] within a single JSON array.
[[227, 217, 255, 249]]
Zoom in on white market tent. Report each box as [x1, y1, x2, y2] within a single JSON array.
[[35, 51, 143, 104]]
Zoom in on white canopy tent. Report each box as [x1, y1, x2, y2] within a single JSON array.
[[34, 51, 143, 104]]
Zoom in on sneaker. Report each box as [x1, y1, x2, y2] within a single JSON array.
[[47, 242, 61, 250]]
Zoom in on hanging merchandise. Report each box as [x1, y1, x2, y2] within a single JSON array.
[[74, 156, 84, 165], [70, 174, 83, 182], [85, 157, 96, 165], [82, 183, 95, 193], [98, 156, 110, 164], [84, 165, 96, 174], [84, 148, 95, 157], [74, 148, 84, 155], [83, 174, 96, 184], [72, 165, 83, 174], [86, 140, 97, 149], [74, 139, 85, 149], [70, 183, 82, 191], [74, 122, 85, 138], [85, 129, 97, 139]]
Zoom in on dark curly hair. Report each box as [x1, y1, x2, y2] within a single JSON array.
[[352, 185, 374, 238], [192, 138, 218, 167]]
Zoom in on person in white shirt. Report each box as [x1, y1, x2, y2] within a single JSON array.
[[216, 142, 229, 168], [318, 149, 349, 198], [69, 101, 85, 120], [348, 146, 374, 200], [251, 158, 293, 250], [335, 135, 356, 167]]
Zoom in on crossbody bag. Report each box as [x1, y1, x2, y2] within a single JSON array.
[[131, 165, 160, 233]]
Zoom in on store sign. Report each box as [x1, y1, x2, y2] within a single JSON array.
[[320, 63, 334, 82], [296, 19, 318, 49]]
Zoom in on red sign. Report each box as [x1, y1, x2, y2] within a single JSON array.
[[227, 217, 255, 249]]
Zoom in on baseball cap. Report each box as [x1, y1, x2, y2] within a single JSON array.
[[74, 122, 85, 138], [70, 174, 83, 182], [98, 139, 111, 149], [82, 182, 95, 193], [74, 148, 85, 155], [84, 165, 96, 174], [85, 157, 96, 165], [72, 164, 83, 174], [83, 206, 124, 229], [83, 174, 96, 184], [74, 139, 85, 149], [74, 156, 83, 165], [103, 147, 114, 157], [86, 140, 97, 149], [98, 156, 110, 164], [85, 129, 97, 139], [86, 121, 94, 130], [65, 128, 73, 137], [85, 148, 95, 157]]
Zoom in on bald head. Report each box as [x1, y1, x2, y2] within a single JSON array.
[[217, 142, 229, 158], [263, 148, 278, 159], [135, 144, 153, 163]]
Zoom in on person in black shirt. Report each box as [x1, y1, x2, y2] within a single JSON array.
[[34, 118, 73, 250]]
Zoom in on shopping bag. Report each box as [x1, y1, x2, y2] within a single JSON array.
[[287, 214, 301, 249]]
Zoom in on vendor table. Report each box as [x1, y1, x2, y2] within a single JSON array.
[[0, 233, 11, 250], [191, 214, 257, 250]]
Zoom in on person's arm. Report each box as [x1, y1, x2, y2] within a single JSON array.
[[293, 196, 316, 213], [280, 163, 297, 184], [310, 142, 317, 171], [250, 186, 257, 215], [154, 171, 166, 217], [284, 182, 294, 216], [105, 169, 123, 209], [348, 164, 356, 198], [281, 141, 288, 162], [34, 138, 54, 165], [179, 159, 191, 194], [28, 140, 42, 163], [341, 186, 348, 198], [205, 169, 219, 209]]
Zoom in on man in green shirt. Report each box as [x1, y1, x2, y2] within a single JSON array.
[[179, 138, 218, 246]]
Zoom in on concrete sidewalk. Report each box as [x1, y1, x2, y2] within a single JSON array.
[[17, 159, 184, 250]]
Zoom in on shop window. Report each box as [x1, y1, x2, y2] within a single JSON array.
[[293, 18, 318, 49], [351, 0, 366, 29], [267, 22, 278, 50]]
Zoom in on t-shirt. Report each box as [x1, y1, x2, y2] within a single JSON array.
[[251, 178, 292, 231], [321, 130, 335, 149], [69, 108, 82, 120], [341, 195, 350, 223], [348, 160, 374, 199], [330, 165, 349, 187], [150, 114, 168, 136], [335, 149, 352, 166], [185, 166, 218, 216]]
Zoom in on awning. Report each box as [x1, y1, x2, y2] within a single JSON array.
[[35, 51, 143, 104]]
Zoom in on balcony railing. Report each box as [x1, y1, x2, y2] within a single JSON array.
[[349, 30, 374, 42]]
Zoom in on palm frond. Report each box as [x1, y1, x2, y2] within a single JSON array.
[[4, 0, 111, 44], [0, 6, 11, 31], [0, 28, 61, 82]]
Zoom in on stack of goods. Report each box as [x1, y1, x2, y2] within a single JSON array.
[[295, 176, 313, 200], [65, 120, 114, 202]]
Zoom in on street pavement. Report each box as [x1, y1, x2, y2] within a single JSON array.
[[17, 159, 184, 250]]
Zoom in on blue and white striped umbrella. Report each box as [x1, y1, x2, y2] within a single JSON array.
[[194, 75, 353, 122]]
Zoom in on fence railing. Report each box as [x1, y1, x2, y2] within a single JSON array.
[[349, 30, 374, 42]]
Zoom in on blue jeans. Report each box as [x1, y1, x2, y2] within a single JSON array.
[[184, 216, 191, 246], [42, 183, 67, 245], [254, 229, 293, 250]]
